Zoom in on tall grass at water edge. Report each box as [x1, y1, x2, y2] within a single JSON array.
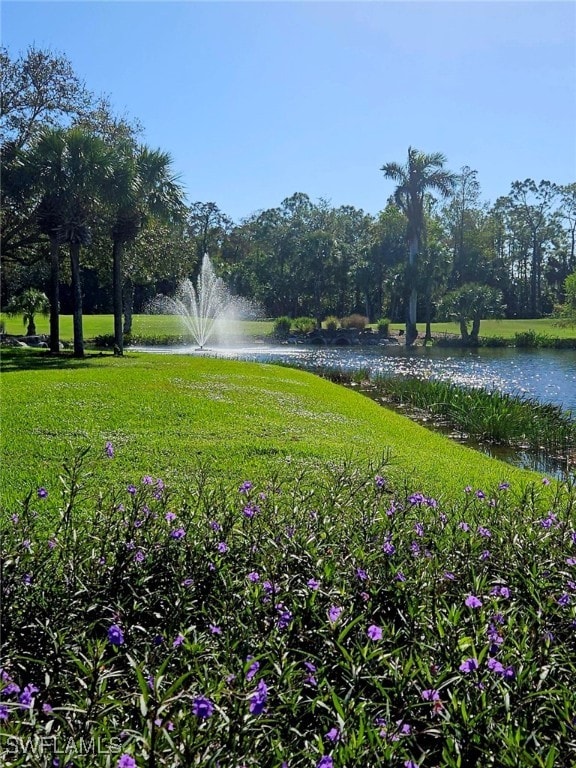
[[367, 376, 576, 453], [1, 446, 575, 767]]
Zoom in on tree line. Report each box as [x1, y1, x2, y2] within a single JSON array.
[[2, 46, 575, 355]]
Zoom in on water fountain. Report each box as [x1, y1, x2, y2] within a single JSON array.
[[155, 254, 235, 350]]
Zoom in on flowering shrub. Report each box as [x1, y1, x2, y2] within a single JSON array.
[[0, 448, 575, 766]]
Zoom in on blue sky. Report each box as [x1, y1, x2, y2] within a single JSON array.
[[2, 1, 575, 222]]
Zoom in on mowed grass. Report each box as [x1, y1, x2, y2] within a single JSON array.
[[0, 313, 274, 341], [2, 313, 575, 343], [0, 350, 542, 515]]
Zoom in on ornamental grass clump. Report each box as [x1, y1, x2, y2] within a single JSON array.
[[1, 447, 575, 767]]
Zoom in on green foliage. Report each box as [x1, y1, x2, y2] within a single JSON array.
[[341, 314, 369, 330], [376, 317, 390, 336], [292, 316, 316, 334], [367, 375, 576, 455], [4, 287, 50, 336], [0, 451, 573, 766], [272, 316, 292, 338], [323, 315, 340, 331]]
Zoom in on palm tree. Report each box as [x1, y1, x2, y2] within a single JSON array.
[[23, 128, 111, 357], [107, 145, 185, 354], [5, 287, 50, 337], [381, 147, 456, 346]]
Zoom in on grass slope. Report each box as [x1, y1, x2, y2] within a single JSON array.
[[0, 351, 541, 513]]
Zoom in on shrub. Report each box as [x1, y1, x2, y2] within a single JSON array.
[[341, 313, 369, 330], [273, 316, 292, 338], [1, 448, 574, 766], [292, 316, 316, 334], [514, 330, 542, 348], [323, 315, 340, 331], [376, 317, 390, 337]]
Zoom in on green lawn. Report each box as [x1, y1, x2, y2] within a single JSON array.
[[2, 313, 575, 343], [0, 313, 275, 341], [0, 349, 544, 515]]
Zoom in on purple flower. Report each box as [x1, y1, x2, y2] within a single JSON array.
[[367, 624, 383, 641], [246, 660, 260, 681], [325, 727, 340, 743], [307, 578, 320, 590], [498, 481, 510, 490], [127, 484, 137, 495], [239, 480, 253, 494], [476, 489, 485, 499], [458, 521, 470, 532], [37, 487, 48, 499], [558, 592, 571, 607], [480, 550, 491, 560], [421, 688, 440, 701], [328, 605, 342, 623], [395, 571, 406, 582], [170, 527, 186, 540], [487, 657, 504, 674], [248, 571, 260, 582], [459, 657, 479, 674], [243, 503, 260, 518], [465, 595, 483, 609], [443, 571, 456, 581], [210, 520, 221, 532], [217, 541, 228, 553], [42, 702, 53, 714], [142, 475, 154, 485], [542, 477, 551, 485], [356, 567, 368, 581], [404, 762, 419, 768], [18, 684, 39, 709], [276, 603, 293, 631], [414, 522, 424, 537], [209, 624, 222, 635], [107, 624, 124, 646], [173, 634, 184, 647], [249, 679, 268, 714], [317, 757, 334, 768], [375, 474, 386, 488], [105, 442, 115, 458], [382, 540, 395, 555], [0, 704, 8, 721], [165, 511, 176, 523], [192, 696, 214, 719], [304, 661, 317, 685], [478, 526, 491, 538], [117, 756, 136, 768]]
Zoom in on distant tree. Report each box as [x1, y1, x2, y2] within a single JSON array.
[[437, 283, 504, 345], [5, 287, 50, 336], [562, 271, 576, 323], [187, 202, 233, 281], [106, 144, 185, 354], [381, 147, 456, 346]]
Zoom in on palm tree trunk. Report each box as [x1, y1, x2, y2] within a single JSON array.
[[49, 235, 60, 355], [406, 235, 419, 346], [123, 277, 134, 335], [112, 239, 124, 355], [70, 242, 84, 358]]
